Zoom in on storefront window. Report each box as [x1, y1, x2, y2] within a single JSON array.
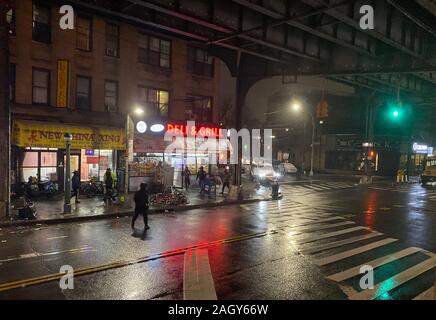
[[99, 150, 113, 180], [22, 152, 38, 182], [21, 150, 58, 182], [80, 149, 114, 181], [40, 152, 57, 181]]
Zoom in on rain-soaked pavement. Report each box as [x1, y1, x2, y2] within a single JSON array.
[[0, 176, 435, 300]]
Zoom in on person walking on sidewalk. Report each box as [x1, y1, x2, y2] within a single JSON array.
[[132, 183, 150, 237], [221, 167, 231, 194], [183, 167, 191, 191], [103, 168, 117, 202], [196, 166, 206, 195], [71, 171, 81, 204]]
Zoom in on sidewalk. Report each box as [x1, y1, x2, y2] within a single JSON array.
[[0, 179, 272, 228]]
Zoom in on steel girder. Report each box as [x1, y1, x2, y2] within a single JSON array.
[[67, 0, 436, 102]]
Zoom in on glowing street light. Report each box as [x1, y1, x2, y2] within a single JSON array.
[[292, 102, 301, 112], [134, 107, 144, 115]]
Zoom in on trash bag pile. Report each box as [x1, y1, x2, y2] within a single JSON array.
[[149, 188, 189, 206]]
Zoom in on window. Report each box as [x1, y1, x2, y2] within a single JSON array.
[[138, 87, 169, 117], [105, 23, 119, 57], [9, 64, 15, 102], [187, 47, 214, 77], [32, 68, 50, 105], [6, 8, 15, 36], [22, 152, 38, 182], [76, 16, 92, 51], [76, 76, 91, 110], [21, 150, 58, 182], [40, 151, 57, 181], [32, 2, 51, 43], [186, 95, 212, 122], [104, 80, 118, 112], [138, 34, 171, 68]]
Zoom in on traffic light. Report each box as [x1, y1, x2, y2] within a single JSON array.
[[387, 100, 403, 121], [316, 100, 329, 119]]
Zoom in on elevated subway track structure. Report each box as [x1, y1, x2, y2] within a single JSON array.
[[64, 0, 436, 98], [32, 0, 436, 182]]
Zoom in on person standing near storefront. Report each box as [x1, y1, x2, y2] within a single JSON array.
[[221, 167, 231, 194], [196, 166, 206, 194], [71, 171, 81, 204], [103, 168, 117, 202], [132, 183, 150, 237], [183, 167, 191, 191]]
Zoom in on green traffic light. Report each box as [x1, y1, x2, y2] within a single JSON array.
[[392, 110, 399, 117]]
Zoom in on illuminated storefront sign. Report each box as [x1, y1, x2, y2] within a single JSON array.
[[136, 121, 147, 133], [166, 123, 223, 137], [12, 120, 126, 150], [150, 124, 165, 133], [413, 143, 432, 154]]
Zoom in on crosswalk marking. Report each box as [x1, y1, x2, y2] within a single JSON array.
[[349, 256, 436, 300], [287, 216, 345, 227], [413, 286, 435, 300], [300, 232, 384, 255], [313, 238, 398, 266], [289, 221, 355, 234], [183, 249, 217, 300], [294, 226, 368, 244], [326, 247, 422, 282]]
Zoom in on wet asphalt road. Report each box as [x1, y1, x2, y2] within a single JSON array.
[[0, 177, 435, 300]]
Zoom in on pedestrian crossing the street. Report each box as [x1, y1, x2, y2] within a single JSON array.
[[240, 199, 436, 300], [279, 181, 358, 195]]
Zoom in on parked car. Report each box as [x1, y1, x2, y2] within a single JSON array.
[[278, 162, 298, 174], [251, 164, 281, 181]]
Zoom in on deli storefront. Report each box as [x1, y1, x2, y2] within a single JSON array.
[[11, 120, 126, 191], [129, 121, 230, 191]]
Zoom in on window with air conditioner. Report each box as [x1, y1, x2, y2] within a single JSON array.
[[105, 23, 119, 57]]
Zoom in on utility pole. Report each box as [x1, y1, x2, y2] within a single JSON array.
[[0, 4, 10, 220]]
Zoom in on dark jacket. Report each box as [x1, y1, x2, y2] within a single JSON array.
[[72, 174, 80, 190], [134, 190, 149, 213]]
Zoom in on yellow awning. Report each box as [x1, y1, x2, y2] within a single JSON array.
[[12, 120, 126, 150]]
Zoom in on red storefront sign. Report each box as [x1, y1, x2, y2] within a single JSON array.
[[166, 123, 223, 138]]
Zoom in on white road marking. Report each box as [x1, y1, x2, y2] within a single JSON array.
[[326, 247, 421, 282], [413, 286, 436, 300], [183, 249, 217, 300], [287, 216, 345, 227], [314, 238, 398, 266], [294, 226, 369, 244], [300, 232, 384, 255], [349, 257, 436, 300], [0, 245, 92, 263], [289, 221, 355, 234], [46, 236, 68, 240]]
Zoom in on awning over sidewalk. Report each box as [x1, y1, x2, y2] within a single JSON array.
[[12, 120, 126, 150]]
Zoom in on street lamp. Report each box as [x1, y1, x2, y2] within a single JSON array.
[[125, 106, 145, 194], [63, 133, 72, 214], [290, 101, 315, 177]]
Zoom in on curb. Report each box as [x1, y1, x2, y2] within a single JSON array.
[[0, 197, 271, 229]]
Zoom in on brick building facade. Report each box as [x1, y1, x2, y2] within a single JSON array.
[[7, 0, 222, 191]]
